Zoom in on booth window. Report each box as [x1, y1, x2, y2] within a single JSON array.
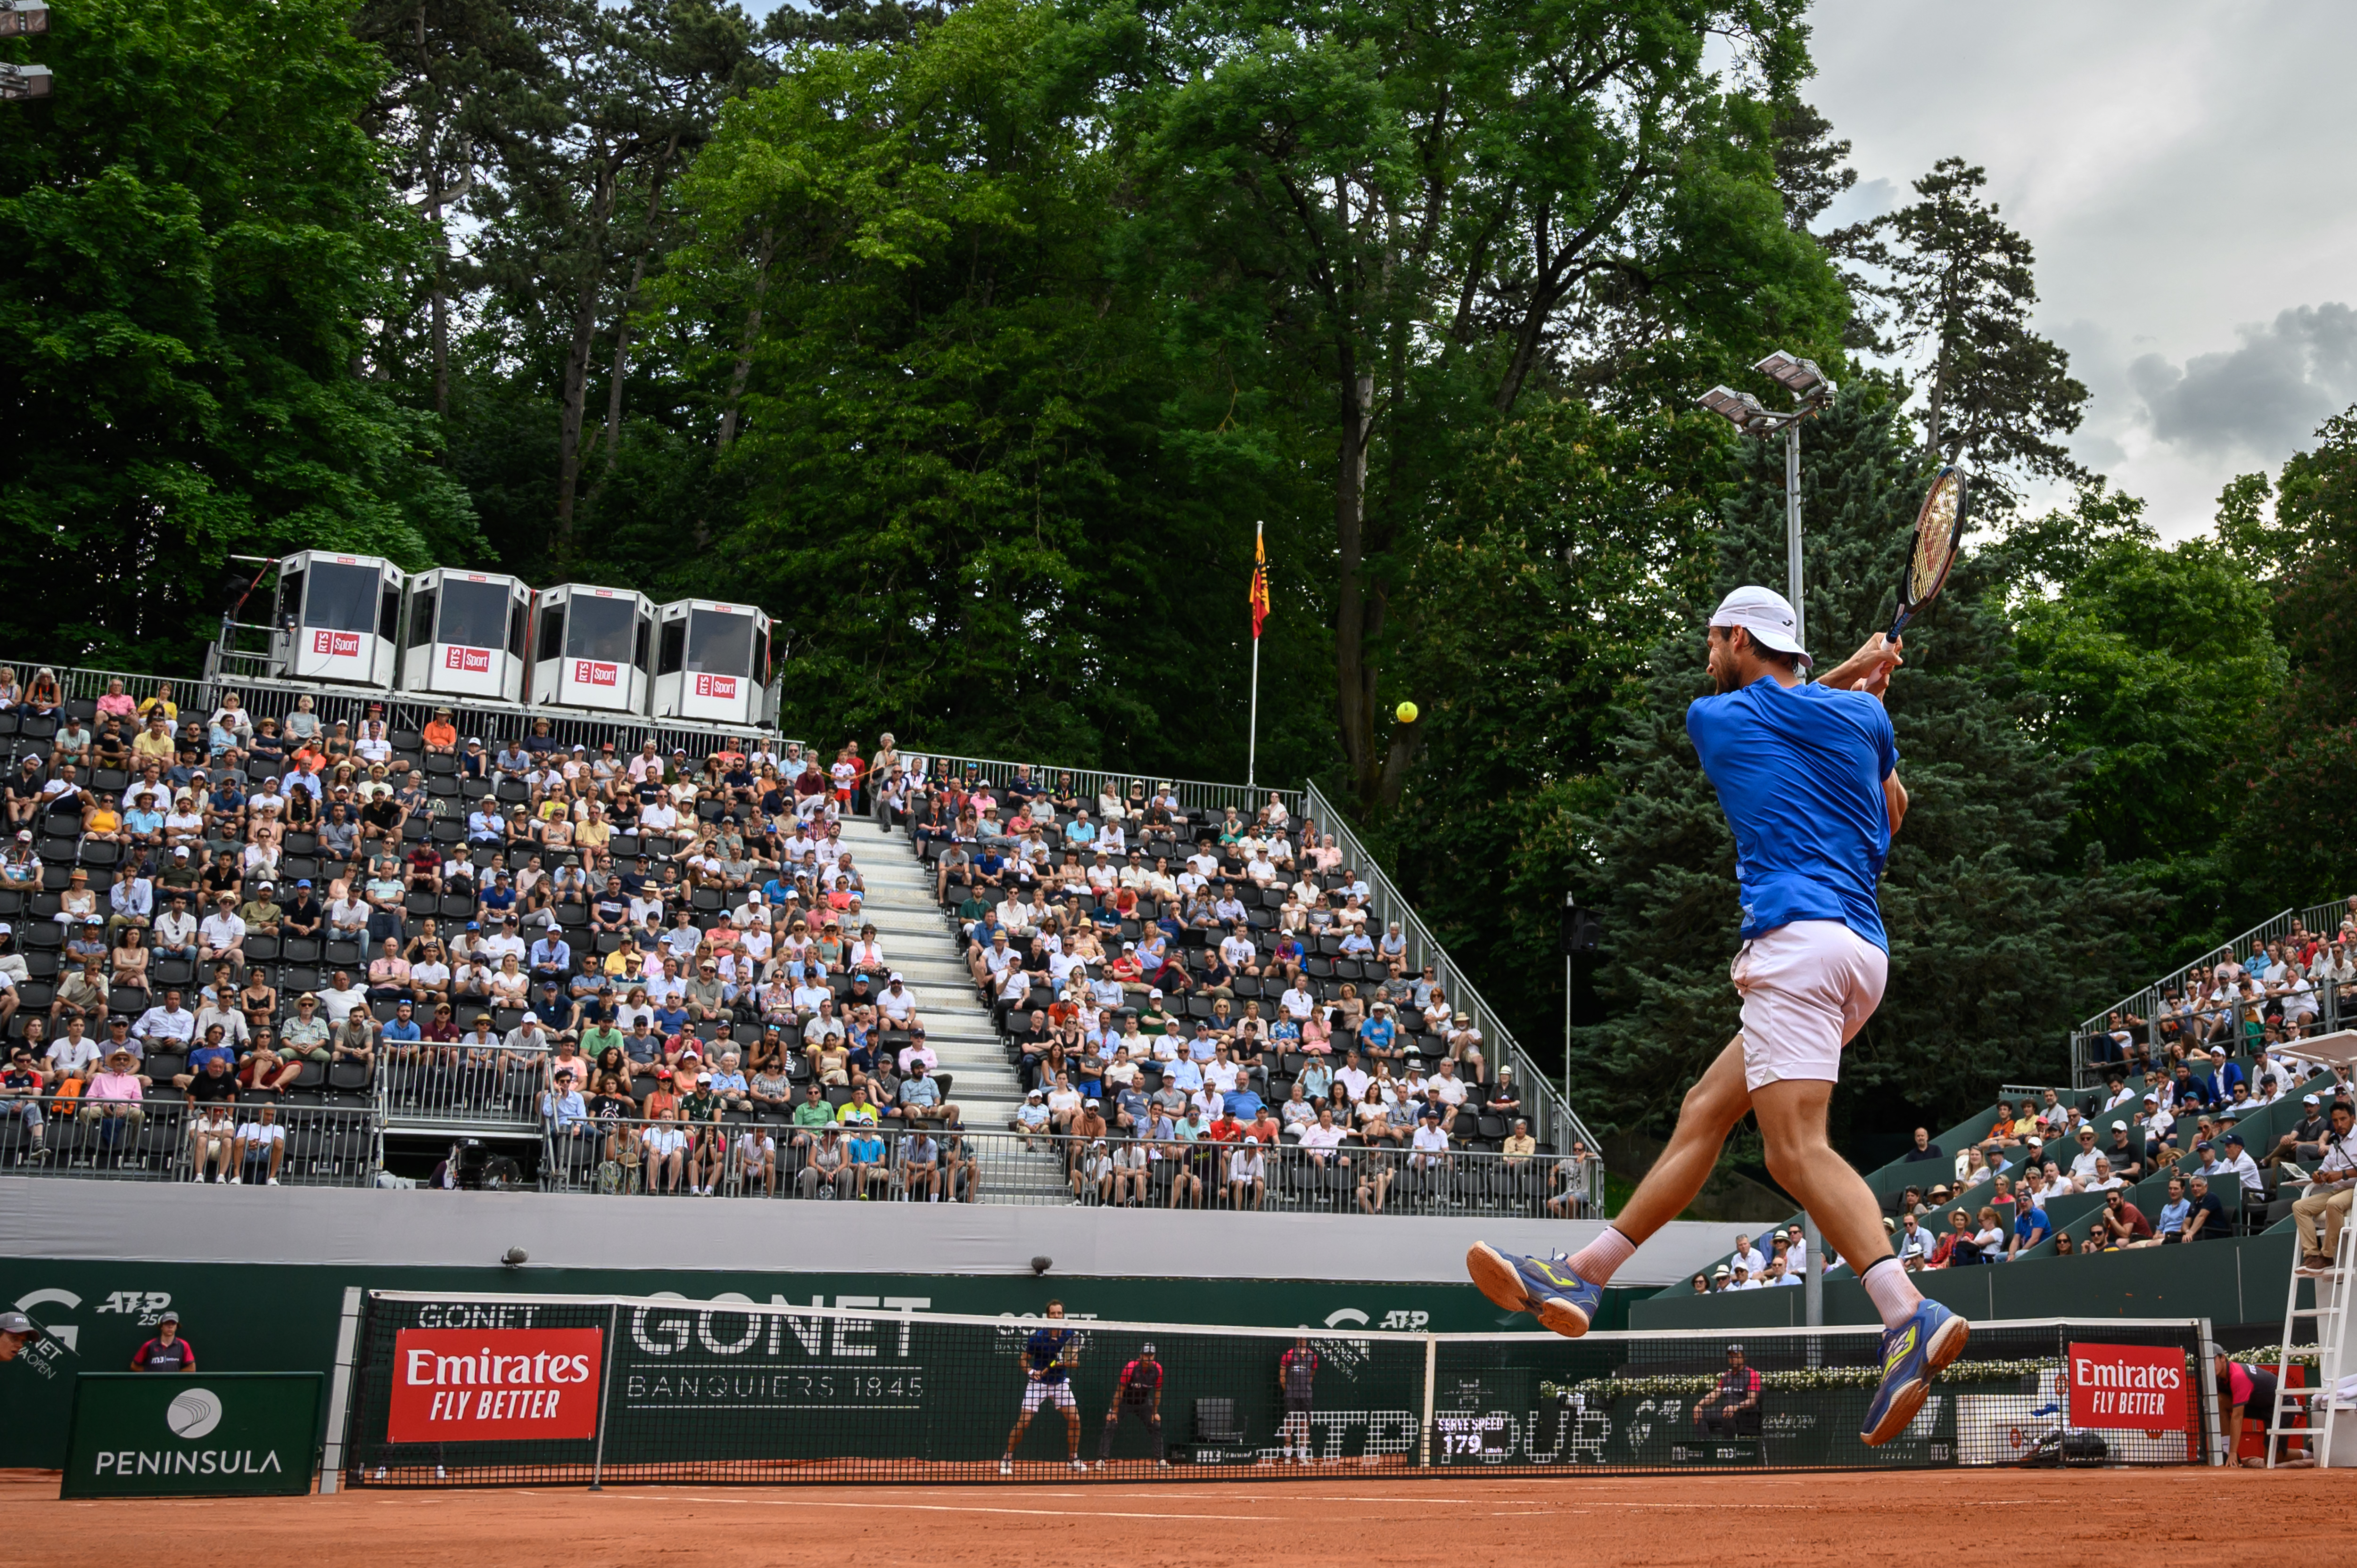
[[657, 619, 685, 677], [437, 577, 511, 652], [685, 608, 755, 675], [565, 594, 637, 664], [305, 562, 381, 634]]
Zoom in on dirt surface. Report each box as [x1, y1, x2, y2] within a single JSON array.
[[4, 1467, 2341, 1564]]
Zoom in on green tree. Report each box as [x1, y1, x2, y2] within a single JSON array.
[[0, 0, 481, 669], [354, 0, 552, 415], [1373, 400, 1732, 1037], [2003, 488, 2283, 955], [1870, 158, 2089, 505], [2223, 407, 2357, 911], [1571, 389, 2153, 1139], [1098, 0, 1849, 807], [666, 0, 1332, 775], [462, 0, 762, 565]]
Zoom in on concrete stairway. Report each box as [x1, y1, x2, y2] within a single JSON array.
[[835, 817, 1069, 1200]]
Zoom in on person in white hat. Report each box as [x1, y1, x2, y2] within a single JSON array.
[[1469, 587, 1960, 1448]]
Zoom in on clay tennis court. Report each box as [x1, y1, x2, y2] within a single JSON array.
[[4, 1468, 2339, 1564]]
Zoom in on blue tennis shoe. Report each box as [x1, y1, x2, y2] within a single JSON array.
[[1466, 1242, 1602, 1338], [1860, 1299, 1969, 1446]]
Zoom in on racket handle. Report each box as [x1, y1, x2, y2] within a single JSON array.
[[1888, 606, 1913, 641]]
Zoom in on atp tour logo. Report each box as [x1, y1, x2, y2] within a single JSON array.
[[386, 1327, 603, 1442], [693, 673, 738, 700], [572, 660, 619, 688], [443, 646, 493, 673], [311, 630, 362, 658]]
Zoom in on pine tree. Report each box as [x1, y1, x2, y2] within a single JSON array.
[[1870, 158, 2090, 507], [1570, 388, 2155, 1140]]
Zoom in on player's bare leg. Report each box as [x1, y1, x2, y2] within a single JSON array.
[[1467, 1034, 1749, 1333], [1749, 1077, 1893, 1281]]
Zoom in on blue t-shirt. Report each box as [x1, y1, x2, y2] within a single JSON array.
[[1027, 1326, 1074, 1384], [2012, 1206, 2049, 1248], [1685, 676, 1897, 950]]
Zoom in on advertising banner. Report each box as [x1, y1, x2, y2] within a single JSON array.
[[60, 1372, 321, 1499], [387, 1327, 603, 1444]]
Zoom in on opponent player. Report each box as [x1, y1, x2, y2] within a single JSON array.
[[1468, 585, 1968, 1446], [1096, 1340, 1169, 1468], [1277, 1333, 1318, 1463], [1001, 1299, 1085, 1475]]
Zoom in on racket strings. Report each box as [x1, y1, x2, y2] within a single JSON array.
[[1910, 481, 1961, 601]]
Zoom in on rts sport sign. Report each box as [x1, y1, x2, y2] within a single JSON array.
[[443, 645, 494, 673], [311, 629, 362, 659], [387, 1327, 603, 1443], [572, 659, 620, 688], [693, 673, 739, 700], [2066, 1343, 2188, 1429]]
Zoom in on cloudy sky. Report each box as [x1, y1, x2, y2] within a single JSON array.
[[1805, 0, 2357, 537]]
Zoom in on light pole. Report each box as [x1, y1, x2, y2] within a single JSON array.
[[1696, 351, 1836, 654]]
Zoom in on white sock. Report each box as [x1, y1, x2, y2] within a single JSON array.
[[1860, 1257, 1922, 1332], [1566, 1225, 1639, 1286]]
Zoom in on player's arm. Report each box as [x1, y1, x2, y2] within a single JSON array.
[[1818, 633, 1903, 698], [1884, 771, 1908, 837]]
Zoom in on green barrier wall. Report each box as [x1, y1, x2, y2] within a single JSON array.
[[0, 1257, 1637, 1469], [1630, 1230, 2291, 1333]]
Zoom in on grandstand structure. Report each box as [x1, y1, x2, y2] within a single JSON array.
[[0, 657, 1604, 1217], [2070, 895, 2355, 1085]]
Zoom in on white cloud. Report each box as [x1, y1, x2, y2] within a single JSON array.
[[1804, 0, 2357, 537]]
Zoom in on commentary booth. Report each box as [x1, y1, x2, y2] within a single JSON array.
[[529, 583, 653, 715], [399, 568, 531, 704], [652, 598, 774, 728], [271, 550, 403, 689]]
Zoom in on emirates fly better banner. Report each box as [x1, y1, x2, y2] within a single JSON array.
[[387, 1328, 604, 1443], [2066, 1342, 2188, 1429]]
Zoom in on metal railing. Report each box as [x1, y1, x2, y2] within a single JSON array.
[[1302, 780, 1606, 1211], [539, 1118, 1602, 1218], [375, 1042, 580, 1132], [2069, 896, 2353, 1087], [0, 1095, 380, 1185], [899, 748, 1304, 830], [0, 655, 805, 763]]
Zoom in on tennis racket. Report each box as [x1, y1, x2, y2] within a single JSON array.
[[1891, 464, 1969, 638]]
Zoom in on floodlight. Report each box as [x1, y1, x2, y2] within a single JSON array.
[[0, 2, 48, 38], [1755, 350, 1831, 399], [0, 60, 49, 98], [1695, 385, 1771, 430]]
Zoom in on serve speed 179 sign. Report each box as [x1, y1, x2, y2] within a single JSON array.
[[387, 1328, 603, 1444], [2066, 1342, 2188, 1429]]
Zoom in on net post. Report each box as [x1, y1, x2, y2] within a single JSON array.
[[589, 1301, 619, 1491], [316, 1286, 363, 1496], [1417, 1332, 1437, 1468], [2196, 1316, 2225, 1466]]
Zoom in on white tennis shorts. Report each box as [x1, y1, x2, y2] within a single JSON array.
[[1729, 920, 1887, 1093], [1022, 1379, 1077, 1413]]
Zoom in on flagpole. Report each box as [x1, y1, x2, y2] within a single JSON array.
[[1247, 521, 1262, 789]]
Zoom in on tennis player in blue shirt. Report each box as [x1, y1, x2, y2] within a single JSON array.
[[1467, 585, 1968, 1447], [1000, 1299, 1085, 1475]]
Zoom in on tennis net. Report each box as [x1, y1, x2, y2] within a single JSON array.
[[339, 1292, 2218, 1485]]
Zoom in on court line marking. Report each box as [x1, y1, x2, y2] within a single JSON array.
[[657, 1494, 1278, 1521]]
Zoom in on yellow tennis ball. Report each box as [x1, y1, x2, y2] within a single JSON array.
[[1395, 701, 1418, 724]]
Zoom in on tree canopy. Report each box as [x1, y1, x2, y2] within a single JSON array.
[[1, 0, 2345, 1138]]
